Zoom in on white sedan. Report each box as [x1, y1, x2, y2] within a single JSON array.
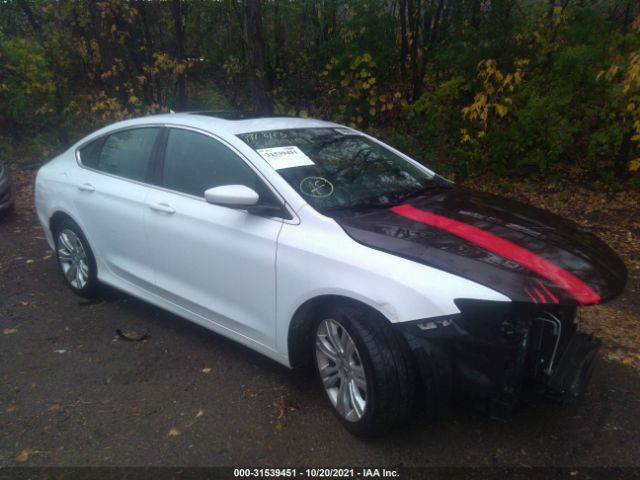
[[35, 113, 626, 436]]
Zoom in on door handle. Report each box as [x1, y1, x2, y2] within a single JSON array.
[[78, 183, 95, 192], [149, 202, 176, 214]]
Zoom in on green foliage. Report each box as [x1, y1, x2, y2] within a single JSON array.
[[0, 36, 56, 120], [0, 0, 639, 184]]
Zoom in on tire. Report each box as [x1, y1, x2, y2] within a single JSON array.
[[53, 219, 100, 298], [313, 302, 417, 437]]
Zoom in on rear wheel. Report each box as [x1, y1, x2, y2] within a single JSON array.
[[313, 303, 416, 437], [54, 219, 99, 297]]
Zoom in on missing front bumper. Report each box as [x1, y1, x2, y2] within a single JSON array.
[[545, 331, 600, 402], [399, 303, 600, 419]]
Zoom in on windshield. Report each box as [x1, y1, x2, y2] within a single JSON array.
[[238, 128, 440, 213]]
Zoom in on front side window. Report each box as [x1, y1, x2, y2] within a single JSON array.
[[238, 128, 438, 213], [78, 127, 160, 182], [162, 128, 259, 197]]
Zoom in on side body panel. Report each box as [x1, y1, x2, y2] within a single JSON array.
[[68, 166, 155, 288], [145, 188, 283, 348], [275, 206, 510, 362]]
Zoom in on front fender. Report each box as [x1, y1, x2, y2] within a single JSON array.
[[275, 213, 509, 360]]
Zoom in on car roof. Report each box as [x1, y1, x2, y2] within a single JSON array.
[[106, 112, 343, 136]]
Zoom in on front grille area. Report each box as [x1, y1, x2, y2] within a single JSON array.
[[526, 306, 578, 380]]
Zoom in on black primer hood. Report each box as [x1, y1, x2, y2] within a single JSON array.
[[333, 187, 627, 306]]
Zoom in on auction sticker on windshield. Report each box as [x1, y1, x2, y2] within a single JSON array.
[[256, 146, 315, 170]]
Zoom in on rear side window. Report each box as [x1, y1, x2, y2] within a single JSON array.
[[162, 128, 258, 197], [78, 138, 104, 168], [78, 128, 160, 182]]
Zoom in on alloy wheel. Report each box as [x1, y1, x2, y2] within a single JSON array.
[[315, 318, 368, 422], [57, 228, 90, 289]]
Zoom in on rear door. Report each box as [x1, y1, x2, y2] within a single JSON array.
[[145, 127, 284, 348], [73, 127, 161, 288]]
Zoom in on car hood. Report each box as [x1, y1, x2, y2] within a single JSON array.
[[334, 187, 627, 306]]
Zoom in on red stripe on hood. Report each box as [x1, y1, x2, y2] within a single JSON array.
[[390, 204, 600, 305]]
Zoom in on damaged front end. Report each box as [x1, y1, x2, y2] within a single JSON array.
[[399, 300, 600, 420]]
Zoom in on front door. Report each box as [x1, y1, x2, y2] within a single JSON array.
[[145, 127, 283, 348]]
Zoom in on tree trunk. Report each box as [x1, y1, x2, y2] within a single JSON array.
[[172, 0, 187, 110], [135, 0, 160, 105], [399, 0, 408, 82], [615, 129, 633, 180], [242, 0, 272, 114]]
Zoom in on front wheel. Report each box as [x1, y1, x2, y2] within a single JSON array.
[[54, 219, 99, 298], [313, 303, 417, 437]]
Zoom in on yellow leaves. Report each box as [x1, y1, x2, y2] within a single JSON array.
[[495, 104, 509, 118], [599, 50, 640, 157], [605, 348, 640, 371], [15, 449, 32, 462], [168, 409, 204, 437], [629, 158, 640, 172], [3, 328, 18, 335], [152, 51, 190, 77], [461, 58, 525, 143], [201, 367, 212, 374], [324, 53, 391, 124]]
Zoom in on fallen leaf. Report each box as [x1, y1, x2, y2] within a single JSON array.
[[168, 410, 204, 437], [25, 259, 34, 264], [53, 349, 67, 354], [42, 255, 52, 260], [15, 449, 32, 462], [201, 367, 212, 374], [3, 328, 18, 335], [242, 388, 257, 400], [78, 298, 103, 307], [6, 406, 17, 413], [21, 300, 29, 307], [116, 329, 150, 342]]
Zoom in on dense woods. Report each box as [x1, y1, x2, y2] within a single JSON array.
[[1, 0, 639, 183]]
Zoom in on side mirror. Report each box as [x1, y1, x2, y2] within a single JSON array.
[[204, 185, 259, 207]]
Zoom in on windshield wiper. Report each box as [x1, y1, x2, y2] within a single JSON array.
[[395, 182, 450, 203], [321, 200, 399, 213]]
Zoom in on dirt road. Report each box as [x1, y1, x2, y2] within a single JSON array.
[[1, 166, 639, 470]]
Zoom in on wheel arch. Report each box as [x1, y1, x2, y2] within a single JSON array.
[[49, 210, 77, 236], [287, 294, 394, 368], [49, 210, 98, 265]]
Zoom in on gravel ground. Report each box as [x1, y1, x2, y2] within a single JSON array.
[[1, 166, 639, 472]]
